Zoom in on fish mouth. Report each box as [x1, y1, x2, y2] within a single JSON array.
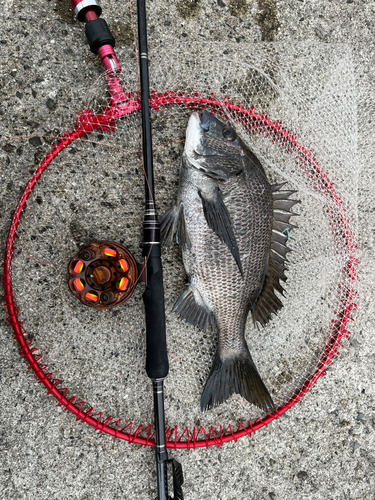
[[184, 112, 203, 159], [184, 112, 211, 174], [200, 110, 211, 131], [184, 111, 243, 180]]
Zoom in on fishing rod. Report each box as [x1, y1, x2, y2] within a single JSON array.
[[137, 0, 184, 499], [68, 1, 183, 498]]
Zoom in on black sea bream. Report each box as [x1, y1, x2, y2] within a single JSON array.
[[161, 110, 298, 412]]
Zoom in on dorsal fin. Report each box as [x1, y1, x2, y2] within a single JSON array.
[[252, 185, 299, 326]]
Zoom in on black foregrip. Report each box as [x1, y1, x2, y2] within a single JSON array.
[[85, 19, 115, 54], [143, 257, 169, 380]]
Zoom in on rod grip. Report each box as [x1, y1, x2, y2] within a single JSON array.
[[143, 256, 169, 380]]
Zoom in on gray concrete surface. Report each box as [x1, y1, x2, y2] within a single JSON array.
[[1, 1, 375, 499]]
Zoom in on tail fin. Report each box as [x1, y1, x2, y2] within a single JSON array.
[[200, 348, 275, 413]]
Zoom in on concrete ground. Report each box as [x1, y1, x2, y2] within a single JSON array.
[[0, 1, 374, 499]]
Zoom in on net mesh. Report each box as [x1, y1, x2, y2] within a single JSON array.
[[3, 41, 359, 447]]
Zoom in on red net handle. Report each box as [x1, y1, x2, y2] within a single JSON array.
[[2, 94, 357, 449]]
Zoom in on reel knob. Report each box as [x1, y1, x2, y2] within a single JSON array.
[[68, 240, 142, 309]]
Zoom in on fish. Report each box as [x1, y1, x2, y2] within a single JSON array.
[[161, 110, 298, 412]]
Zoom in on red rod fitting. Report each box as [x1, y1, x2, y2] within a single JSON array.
[[70, 0, 102, 22], [98, 45, 121, 74], [84, 8, 99, 22]]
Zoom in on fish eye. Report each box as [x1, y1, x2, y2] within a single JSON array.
[[222, 128, 236, 141]]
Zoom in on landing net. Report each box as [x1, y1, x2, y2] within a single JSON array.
[[3, 42, 359, 448]]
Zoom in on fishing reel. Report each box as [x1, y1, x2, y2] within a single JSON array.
[[68, 240, 144, 310]]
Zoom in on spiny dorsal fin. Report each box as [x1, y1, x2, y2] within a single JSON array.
[[252, 186, 299, 326], [172, 287, 216, 332]]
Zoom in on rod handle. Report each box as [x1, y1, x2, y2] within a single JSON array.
[[143, 256, 169, 380]]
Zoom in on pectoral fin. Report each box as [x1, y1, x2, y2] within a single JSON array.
[[198, 187, 243, 275]]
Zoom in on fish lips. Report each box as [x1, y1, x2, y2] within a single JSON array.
[[185, 112, 244, 181], [185, 112, 203, 158], [185, 112, 242, 157]]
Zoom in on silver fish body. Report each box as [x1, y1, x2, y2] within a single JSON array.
[[161, 111, 298, 412]]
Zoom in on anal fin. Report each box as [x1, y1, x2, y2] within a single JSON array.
[[173, 287, 215, 332]]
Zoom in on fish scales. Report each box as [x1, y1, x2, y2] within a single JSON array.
[[182, 160, 272, 352], [161, 110, 298, 412]]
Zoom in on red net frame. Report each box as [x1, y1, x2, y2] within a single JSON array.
[[2, 92, 357, 449]]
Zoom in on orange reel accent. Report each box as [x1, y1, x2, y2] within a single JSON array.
[[68, 240, 142, 309]]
